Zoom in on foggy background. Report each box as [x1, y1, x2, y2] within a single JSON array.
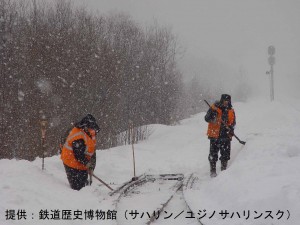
[[74, 0, 300, 101], [1, 0, 300, 160]]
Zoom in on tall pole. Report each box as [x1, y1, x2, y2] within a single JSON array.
[[131, 122, 136, 177], [267, 45, 276, 101], [129, 121, 138, 181], [40, 116, 47, 170], [41, 136, 45, 170], [270, 64, 274, 101]]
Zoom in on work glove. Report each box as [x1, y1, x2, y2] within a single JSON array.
[[227, 126, 235, 137], [85, 161, 94, 171], [210, 110, 218, 123]]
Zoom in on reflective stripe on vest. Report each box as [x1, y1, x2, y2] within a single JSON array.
[[207, 105, 235, 138], [63, 131, 93, 156]]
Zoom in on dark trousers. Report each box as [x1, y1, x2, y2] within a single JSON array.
[[208, 139, 231, 163], [64, 164, 88, 190]]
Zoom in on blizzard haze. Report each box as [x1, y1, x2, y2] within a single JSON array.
[[74, 0, 300, 100]]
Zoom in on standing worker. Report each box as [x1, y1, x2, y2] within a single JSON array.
[[61, 114, 100, 190], [204, 94, 236, 177]]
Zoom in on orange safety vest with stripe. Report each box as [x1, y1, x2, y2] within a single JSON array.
[[61, 127, 96, 170], [207, 104, 235, 138]]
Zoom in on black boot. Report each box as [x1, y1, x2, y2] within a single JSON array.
[[221, 161, 228, 171], [210, 161, 217, 178]]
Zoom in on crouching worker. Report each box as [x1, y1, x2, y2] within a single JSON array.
[[61, 114, 100, 190]]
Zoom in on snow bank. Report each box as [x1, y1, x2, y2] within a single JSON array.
[[184, 98, 300, 225], [1, 97, 300, 225]]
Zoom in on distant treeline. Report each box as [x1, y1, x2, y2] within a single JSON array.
[[0, 0, 185, 160], [0, 0, 249, 161]]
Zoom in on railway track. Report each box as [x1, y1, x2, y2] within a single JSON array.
[[109, 173, 203, 225]]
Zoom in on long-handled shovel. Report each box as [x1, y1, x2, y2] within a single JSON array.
[[88, 170, 93, 186], [89, 170, 114, 191], [204, 99, 246, 145]]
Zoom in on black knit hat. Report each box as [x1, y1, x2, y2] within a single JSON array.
[[77, 114, 100, 133], [220, 94, 231, 102]]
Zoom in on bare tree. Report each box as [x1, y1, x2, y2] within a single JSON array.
[[0, 0, 184, 160]]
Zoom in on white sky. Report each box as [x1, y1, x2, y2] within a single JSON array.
[[73, 0, 300, 99]]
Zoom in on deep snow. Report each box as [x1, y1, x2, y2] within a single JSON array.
[[1, 97, 300, 225]]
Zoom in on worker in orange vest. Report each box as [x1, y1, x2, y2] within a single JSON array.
[[205, 94, 236, 177], [61, 114, 100, 190]]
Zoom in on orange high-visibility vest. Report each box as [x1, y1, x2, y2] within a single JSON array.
[[207, 104, 235, 138], [61, 127, 96, 170]]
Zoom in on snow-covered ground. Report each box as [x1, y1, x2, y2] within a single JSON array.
[[1, 97, 300, 225]]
